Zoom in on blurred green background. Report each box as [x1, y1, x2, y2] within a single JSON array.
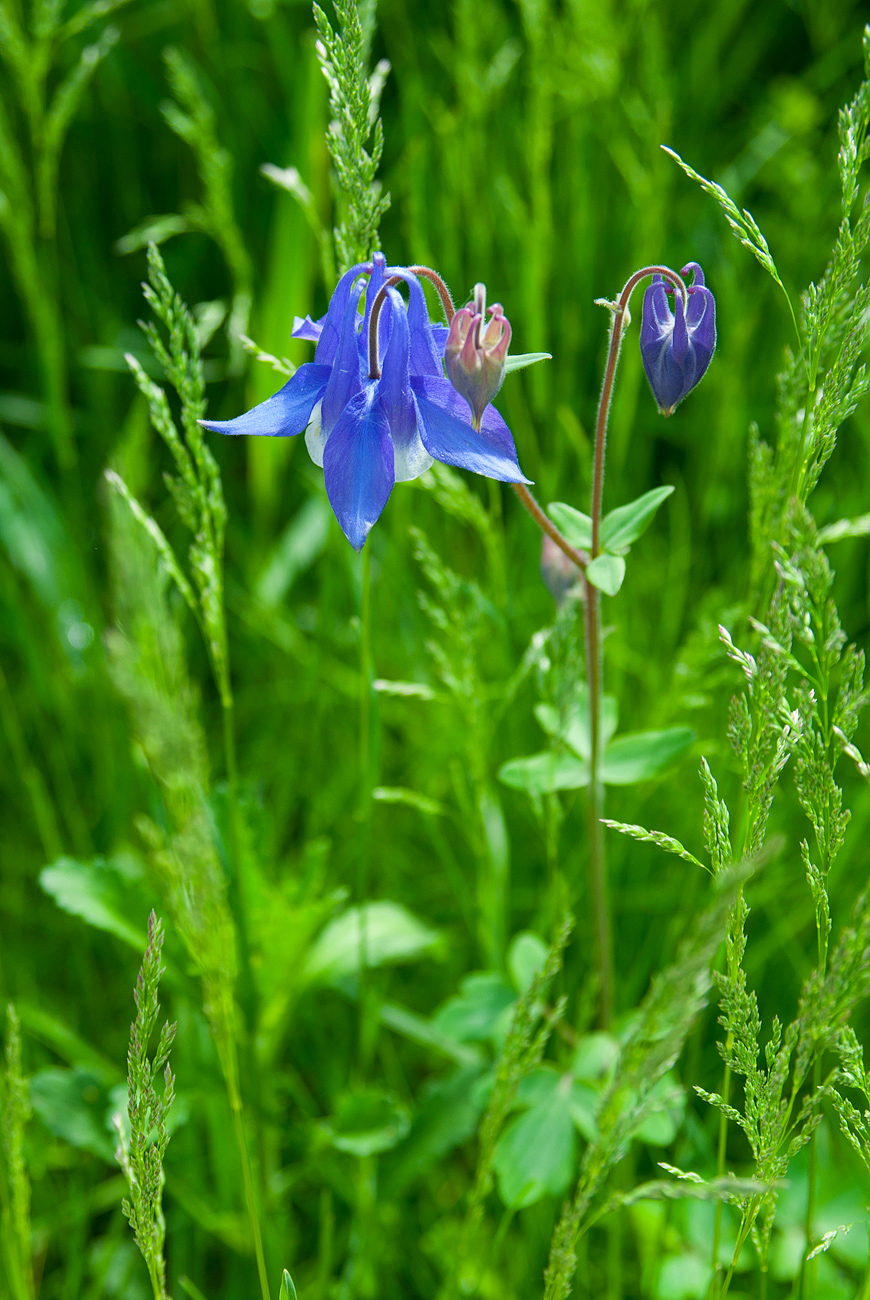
[[1, 0, 870, 1295]]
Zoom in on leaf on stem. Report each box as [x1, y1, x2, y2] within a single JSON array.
[[600, 486, 674, 551], [585, 553, 625, 595]]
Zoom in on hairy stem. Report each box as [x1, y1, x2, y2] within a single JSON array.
[[511, 483, 589, 571], [586, 265, 687, 1029]]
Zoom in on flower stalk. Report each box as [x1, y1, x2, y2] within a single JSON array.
[[514, 264, 688, 1029]]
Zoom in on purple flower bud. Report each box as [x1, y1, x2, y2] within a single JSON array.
[[541, 534, 581, 605], [444, 283, 511, 429], [640, 262, 716, 416]]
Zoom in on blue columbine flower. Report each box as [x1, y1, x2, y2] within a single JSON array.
[[199, 253, 529, 550], [640, 262, 716, 416]]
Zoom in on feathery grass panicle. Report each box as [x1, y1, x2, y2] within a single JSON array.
[[105, 492, 238, 1094], [313, 0, 391, 270], [112, 244, 231, 710], [677, 38, 870, 1293], [0, 1006, 34, 1300], [114, 912, 176, 1300]]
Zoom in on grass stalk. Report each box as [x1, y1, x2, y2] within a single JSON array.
[[229, 1091, 271, 1300]]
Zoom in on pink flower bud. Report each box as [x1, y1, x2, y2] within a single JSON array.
[[444, 283, 511, 429]]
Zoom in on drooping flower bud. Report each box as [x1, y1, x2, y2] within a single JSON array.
[[540, 534, 581, 605], [640, 262, 716, 416], [444, 283, 511, 429]]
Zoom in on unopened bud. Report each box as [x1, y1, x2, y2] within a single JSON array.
[[444, 283, 511, 428]]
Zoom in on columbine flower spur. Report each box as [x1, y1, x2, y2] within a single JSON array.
[[639, 261, 716, 415], [199, 253, 529, 550]]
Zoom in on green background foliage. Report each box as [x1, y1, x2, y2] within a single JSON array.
[[1, 0, 870, 1296]]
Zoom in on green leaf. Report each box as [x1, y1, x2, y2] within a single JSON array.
[[601, 486, 674, 552], [656, 1253, 712, 1300], [546, 502, 592, 550], [278, 1269, 298, 1300], [602, 728, 695, 785], [30, 1068, 115, 1161], [431, 973, 516, 1044], [39, 856, 149, 951], [571, 1033, 620, 1083], [503, 351, 552, 374], [326, 1088, 410, 1157], [493, 1072, 576, 1207], [535, 687, 618, 760], [634, 1072, 685, 1146], [586, 553, 626, 596], [378, 1001, 483, 1067], [302, 901, 444, 986], [507, 931, 549, 994], [382, 1064, 488, 1194], [514, 1067, 599, 1142], [498, 751, 590, 795]]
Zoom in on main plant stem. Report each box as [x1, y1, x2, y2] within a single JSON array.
[[514, 266, 686, 1030]]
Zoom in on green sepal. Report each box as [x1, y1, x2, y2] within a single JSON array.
[[503, 351, 552, 374]]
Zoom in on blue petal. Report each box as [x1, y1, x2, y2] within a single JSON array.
[[670, 290, 690, 366], [360, 252, 390, 370], [321, 282, 364, 436], [687, 285, 716, 360], [411, 376, 530, 483], [323, 385, 396, 550], [292, 314, 324, 343], [378, 288, 433, 480], [640, 279, 673, 351], [314, 260, 371, 365], [430, 323, 449, 354], [199, 362, 331, 437]]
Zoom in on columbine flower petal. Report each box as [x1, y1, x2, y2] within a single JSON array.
[[313, 260, 371, 365], [411, 375, 529, 483], [378, 287, 434, 481], [199, 361, 332, 437], [292, 314, 323, 343], [323, 384, 395, 551], [321, 281, 365, 436]]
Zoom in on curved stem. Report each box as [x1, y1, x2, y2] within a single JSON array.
[[511, 483, 588, 571], [585, 264, 685, 1028], [408, 265, 456, 322], [367, 279, 398, 379], [368, 264, 458, 379], [584, 571, 612, 1028], [591, 266, 687, 556]]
